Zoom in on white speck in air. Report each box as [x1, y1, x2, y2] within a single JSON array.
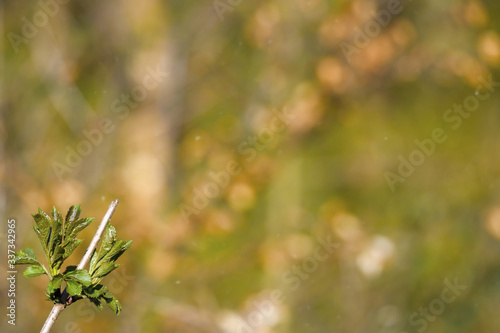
[[195, 136, 201, 141], [176, 280, 181, 285]]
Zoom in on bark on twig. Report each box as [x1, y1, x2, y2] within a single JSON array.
[[40, 200, 119, 333]]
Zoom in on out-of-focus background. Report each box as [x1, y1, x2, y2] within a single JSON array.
[[2, 0, 500, 332]]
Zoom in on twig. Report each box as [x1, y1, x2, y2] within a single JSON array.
[[40, 200, 119, 333], [77, 200, 119, 269]]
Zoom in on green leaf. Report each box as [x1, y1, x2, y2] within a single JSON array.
[[65, 279, 83, 296], [46, 280, 56, 294], [65, 205, 81, 225], [104, 296, 122, 315], [63, 238, 83, 259], [101, 240, 126, 264], [51, 275, 64, 289], [109, 240, 132, 262], [97, 224, 116, 260], [45, 279, 62, 303], [32, 226, 45, 254], [50, 245, 65, 275], [13, 248, 39, 265], [64, 269, 91, 287], [50, 207, 63, 255], [23, 265, 46, 278], [51, 244, 64, 261], [88, 297, 103, 311], [22, 247, 36, 258], [96, 287, 122, 315], [62, 265, 77, 274], [89, 250, 98, 274], [97, 285, 109, 296], [66, 218, 93, 243], [32, 211, 51, 255], [64, 205, 81, 240], [83, 285, 101, 298], [93, 262, 120, 280]]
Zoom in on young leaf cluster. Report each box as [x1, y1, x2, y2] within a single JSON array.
[[79, 223, 132, 314], [13, 205, 132, 315], [14, 205, 92, 282]]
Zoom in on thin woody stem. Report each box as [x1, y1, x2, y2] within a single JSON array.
[[40, 304, 65, 333], [77, 200, 119, 269], [40, 200, 119, 333]]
